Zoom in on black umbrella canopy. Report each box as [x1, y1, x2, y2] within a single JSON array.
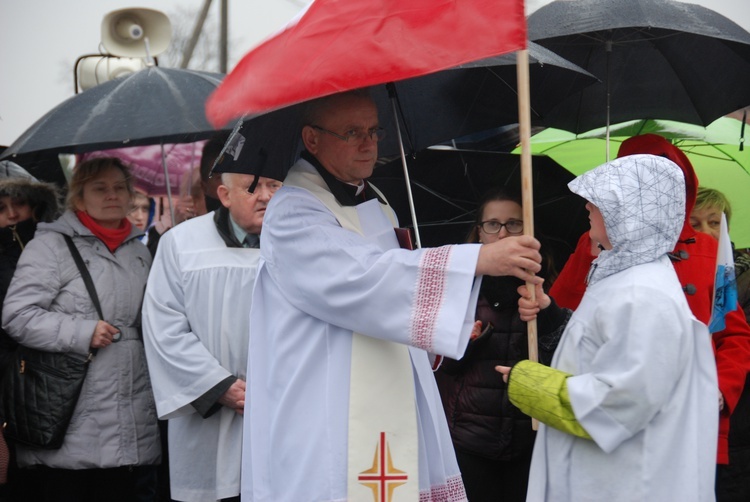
[[211, 42, 597, 181], [1, 67, 230, 164], [368, 148, 590, 260], [528, 0, 750, 133]]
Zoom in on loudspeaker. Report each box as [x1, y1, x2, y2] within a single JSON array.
[[77, 56, 148, 91], [101, 8, 171, 58]]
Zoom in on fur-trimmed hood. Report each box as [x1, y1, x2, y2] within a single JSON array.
[[0, 178, 61, 223]]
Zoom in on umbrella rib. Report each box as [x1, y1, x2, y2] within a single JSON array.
[[485, 67, 543, 120]]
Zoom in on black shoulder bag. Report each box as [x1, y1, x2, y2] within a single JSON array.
[[1, 235, 102, 449]]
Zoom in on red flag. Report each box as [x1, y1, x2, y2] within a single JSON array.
[[206, 0, 527, 127]]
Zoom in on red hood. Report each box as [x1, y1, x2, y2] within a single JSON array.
[[617, 134, 698, 242]]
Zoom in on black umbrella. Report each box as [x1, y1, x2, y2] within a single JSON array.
[[1, 66, 231, 181], [368, 148, 590, 263], [528, 0, 750, 134], [211, 42, 598, 183]]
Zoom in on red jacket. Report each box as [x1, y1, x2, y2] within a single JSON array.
[[549, 134, 750, 464]]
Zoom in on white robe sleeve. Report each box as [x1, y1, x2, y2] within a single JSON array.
[[262, 188, 480, 359], [564, 282, 693, 453], [141, 229, 233, 419]]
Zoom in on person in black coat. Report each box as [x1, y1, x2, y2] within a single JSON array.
[[0, 175, 60, 502], [1, 177, 61, 355], [435, 187, 569, 502]]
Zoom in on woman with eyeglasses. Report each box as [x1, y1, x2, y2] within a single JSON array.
[[435, 187, 570, 502]]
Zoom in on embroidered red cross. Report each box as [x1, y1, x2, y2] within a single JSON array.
[[358, 431, 409, 502]]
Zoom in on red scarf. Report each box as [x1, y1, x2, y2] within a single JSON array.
[[75, 210, 132, 253]]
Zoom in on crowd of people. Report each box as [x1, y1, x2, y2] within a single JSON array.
[[0, 90, 748, 502]]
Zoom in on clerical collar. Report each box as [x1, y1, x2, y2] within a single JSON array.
[[301, 150, 384, 207]]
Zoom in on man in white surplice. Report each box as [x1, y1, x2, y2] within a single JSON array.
[[242, 90, 544, 502], [142, 172, 281, 502]]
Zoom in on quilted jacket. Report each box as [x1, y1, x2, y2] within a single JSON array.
[[2, 210, 161, 469]]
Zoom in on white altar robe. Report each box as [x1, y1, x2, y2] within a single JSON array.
[[242, 159, 480, 501], [527, 255, 719, 502], [142, 212, 259, 502]]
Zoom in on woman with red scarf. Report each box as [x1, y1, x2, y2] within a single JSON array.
[[548, 135, 750, 491], [2, 157, 161, 501]]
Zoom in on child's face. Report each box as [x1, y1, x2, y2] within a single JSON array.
[[586, 202, 612, 250], [127, 194, 150, 231]]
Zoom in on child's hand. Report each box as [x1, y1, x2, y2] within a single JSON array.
[[470, 320, 483, 340], [495, 365, 511, 383], [517, 282, 551, 322]]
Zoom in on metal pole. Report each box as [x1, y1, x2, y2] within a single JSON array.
[[605, 40, 612, 161], [180, 0, 213, 69], [220, 0, 228, 73], [387, 85, 422, 249], [161, 142, 176, 225]]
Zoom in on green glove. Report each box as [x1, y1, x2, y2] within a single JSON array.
[[508, 360, 592, 440]]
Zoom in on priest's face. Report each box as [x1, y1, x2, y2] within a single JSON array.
[[303, 94, 380, 184], [217, 174, 282, 235]]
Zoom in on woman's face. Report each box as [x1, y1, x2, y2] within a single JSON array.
[[75, 165, 131, 229], [586, 202, 612, 250], [690, 205, 723, 241], [0, 196, 33, 228], [478, 200, 523, 244]]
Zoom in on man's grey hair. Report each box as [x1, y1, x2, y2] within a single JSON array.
[[220, 172, 243, 188]]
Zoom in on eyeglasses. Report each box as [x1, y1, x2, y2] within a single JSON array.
[[311, 125, 386, 144], [479, 219, 524, 235]]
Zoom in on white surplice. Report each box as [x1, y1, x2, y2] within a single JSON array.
[[142, 212, 259, 502], [527, 155, 719, 501], [527, 258, 719, 502], [242, 159, 480, 502]]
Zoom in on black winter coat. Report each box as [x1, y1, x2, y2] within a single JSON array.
[[437, 275, 569, 461]]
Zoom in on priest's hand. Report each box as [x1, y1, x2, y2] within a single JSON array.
[[476, 235, 543, 284], [218, 379, 246, 415], [90, 321, 120, 349], [517, 283, 551, 322]]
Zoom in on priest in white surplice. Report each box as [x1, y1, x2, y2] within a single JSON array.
[[242, 91, 544, 502], [142, 171, 281, 502]]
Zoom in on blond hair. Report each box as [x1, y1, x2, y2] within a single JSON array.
[[67, 157, 134, 211], [695, 187, 732, 224]]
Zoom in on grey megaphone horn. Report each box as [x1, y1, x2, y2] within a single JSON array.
[[101, 8, 172, 58]]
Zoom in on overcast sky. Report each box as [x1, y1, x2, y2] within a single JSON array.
[[0, 0, 306, 146], [1, 0, 748, 147]]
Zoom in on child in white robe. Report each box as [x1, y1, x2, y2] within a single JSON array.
[[497, 154, 719, 502]]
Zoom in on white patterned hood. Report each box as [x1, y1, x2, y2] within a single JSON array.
[[568, 154, 685, 285]]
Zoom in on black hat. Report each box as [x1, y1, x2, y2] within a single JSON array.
[[209, 105, 304, 185]]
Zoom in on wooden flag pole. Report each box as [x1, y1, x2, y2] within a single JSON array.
[[516, 48, 539, 431]]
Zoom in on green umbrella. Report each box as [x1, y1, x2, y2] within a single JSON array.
[[515, 117, 750, 248]]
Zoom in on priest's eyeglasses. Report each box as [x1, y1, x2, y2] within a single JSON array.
[[479, 219, 524, 235], [311, 125, 386, 145]]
